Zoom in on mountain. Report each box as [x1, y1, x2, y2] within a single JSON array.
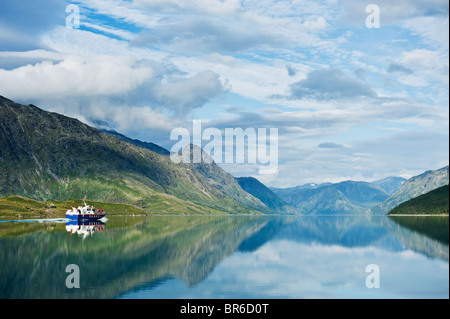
[[276, 186, 363, 215], [101, 129, 170, 156], [236, 177, 296, 214], [387, 185, 449, 215], [0, 95, 270, 215], [176, 144, 270, 213], [368, 166, 449, 214], [331, 181, 390, 208], [372, 176, 406, 195], [272, 181, 389, 215]]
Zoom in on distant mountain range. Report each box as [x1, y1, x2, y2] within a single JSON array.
[[272, 168, 448, 215], [272, 180, 393, 215]]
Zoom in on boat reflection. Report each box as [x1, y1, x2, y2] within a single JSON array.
[[66, 219, 106, 237]]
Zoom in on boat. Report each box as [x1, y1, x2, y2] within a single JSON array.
[[66, 201, 106, 220]]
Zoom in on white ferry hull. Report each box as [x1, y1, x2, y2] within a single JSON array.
[[66, 213, 106, 220], [65, 201, 106, 220]]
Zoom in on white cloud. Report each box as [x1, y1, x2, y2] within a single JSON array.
[[0, 55, 153, 98], [0, 0, 448, 187], [398, 49, 449, 85], [290, 67, 377, 100], [152, 70, 225, 114], [402, 16, 449, 50], [109, 104, 176, 131]]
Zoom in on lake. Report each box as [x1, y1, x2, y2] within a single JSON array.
[[0, 215, 448, 299]]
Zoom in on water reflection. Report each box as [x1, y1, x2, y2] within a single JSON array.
[[0, 215, 448, 299], [388, 215, 449, 245], [66, 219, 106, 238]]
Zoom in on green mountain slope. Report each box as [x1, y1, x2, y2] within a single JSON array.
[[0, 95, 268, 215], [388, 185, 449, 215], [236, 177, 296, 214], [272, 181, 389, 215], [369, 166, 449, 215]]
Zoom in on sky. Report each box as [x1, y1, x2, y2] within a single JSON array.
[[0, 0, 448, 187]]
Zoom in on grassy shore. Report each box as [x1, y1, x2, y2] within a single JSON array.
[[0, 195, 231, 218], [0, 196, 147, 218]]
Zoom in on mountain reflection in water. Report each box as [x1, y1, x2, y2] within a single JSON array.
[[0, 215, 448, 299]]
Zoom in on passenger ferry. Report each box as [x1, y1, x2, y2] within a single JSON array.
[[66, 201, 106, 220]]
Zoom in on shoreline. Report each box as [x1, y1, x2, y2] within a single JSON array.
[[1, 213, 448, 219], [387, 214, 449, 216]]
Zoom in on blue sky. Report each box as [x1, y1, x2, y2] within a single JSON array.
[[0, 0, 448, 187]]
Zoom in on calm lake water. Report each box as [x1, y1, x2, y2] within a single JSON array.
[[0, 215, 448, 299]]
